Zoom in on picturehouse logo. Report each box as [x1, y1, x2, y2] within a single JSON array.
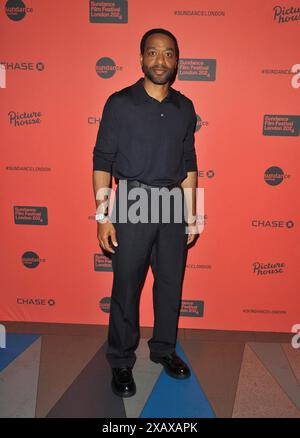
[[252, 261, 285, 276], [273, 5, 300, 24], [8, 110, 42, 127]]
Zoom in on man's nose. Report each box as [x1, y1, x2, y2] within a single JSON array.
[[156, 52, 165, 64]]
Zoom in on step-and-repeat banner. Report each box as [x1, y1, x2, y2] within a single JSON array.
[[1, 1, 299, 333]]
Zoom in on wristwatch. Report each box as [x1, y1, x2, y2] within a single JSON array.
[[95, 212, 109, 223]]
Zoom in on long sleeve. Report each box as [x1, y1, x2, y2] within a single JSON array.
[[183, 101, 198, 172], [93, 95, 119, 173]]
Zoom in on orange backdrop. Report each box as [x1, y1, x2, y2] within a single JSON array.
[[1, 0, 299, 333]]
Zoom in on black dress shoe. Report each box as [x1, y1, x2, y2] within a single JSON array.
[[150, 351, 191, 379], [111, 367, 136, 397]]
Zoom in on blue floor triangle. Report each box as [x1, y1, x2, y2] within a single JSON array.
[[140, 341, 216, 418], [0, 333, 40, 372]]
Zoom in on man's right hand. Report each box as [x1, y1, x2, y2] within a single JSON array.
[[97, 220, 118, 254]]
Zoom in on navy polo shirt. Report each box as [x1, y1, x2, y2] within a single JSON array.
[[93, 77, 198, 187]]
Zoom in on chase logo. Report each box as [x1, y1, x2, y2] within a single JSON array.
[[88, 116, 101, 124], [89, 0, 128, 23], [36, 62, 45, 71], [5, 0, 33, 21], [14, 206, 48, 225], [263, 115, 300, 136], [178, 59, 216, 81], [264, 166, 290, 185], [180, 300, 204, 317], [252, 219, 294, 229], [0, 62, 45, 71], [16, 298, 56, 306], [198, 169, 215, 179], [94, 253, 113, 271], [99, 297, 111, 313]]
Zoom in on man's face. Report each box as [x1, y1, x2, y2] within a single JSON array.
[[140, 33, 178, 85]]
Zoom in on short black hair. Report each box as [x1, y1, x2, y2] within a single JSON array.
[[140, 28, 179, 59]]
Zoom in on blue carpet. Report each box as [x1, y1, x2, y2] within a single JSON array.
[[140, 341, 216, 418], [0, 333, 40, 372]]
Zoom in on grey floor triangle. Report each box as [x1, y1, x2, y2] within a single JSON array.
[[0, 337, 41, 418], [123, 339, 163, 418], [233, 344, 300, 417], [46, 342, 126, 418], [249, 342, 300, 410], [36, 333, 107, 417], [180, 338, 245, 417]]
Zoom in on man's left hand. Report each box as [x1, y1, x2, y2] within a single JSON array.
[[186, 221, 199, 245]]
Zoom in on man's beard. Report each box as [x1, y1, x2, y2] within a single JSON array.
[[142, 64, 176, 85]]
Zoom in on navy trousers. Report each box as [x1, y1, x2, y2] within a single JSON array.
[[105, 180, 188, 368]]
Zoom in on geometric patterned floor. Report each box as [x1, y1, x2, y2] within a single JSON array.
[[0, 322, 299, 418]]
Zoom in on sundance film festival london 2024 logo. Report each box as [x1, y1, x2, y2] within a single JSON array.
[[89, 0, 128, 23]]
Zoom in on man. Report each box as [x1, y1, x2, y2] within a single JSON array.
[[92, 28, 199, 398]]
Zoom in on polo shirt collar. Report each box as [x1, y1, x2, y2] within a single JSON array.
[[131, 77, 180, 108]]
